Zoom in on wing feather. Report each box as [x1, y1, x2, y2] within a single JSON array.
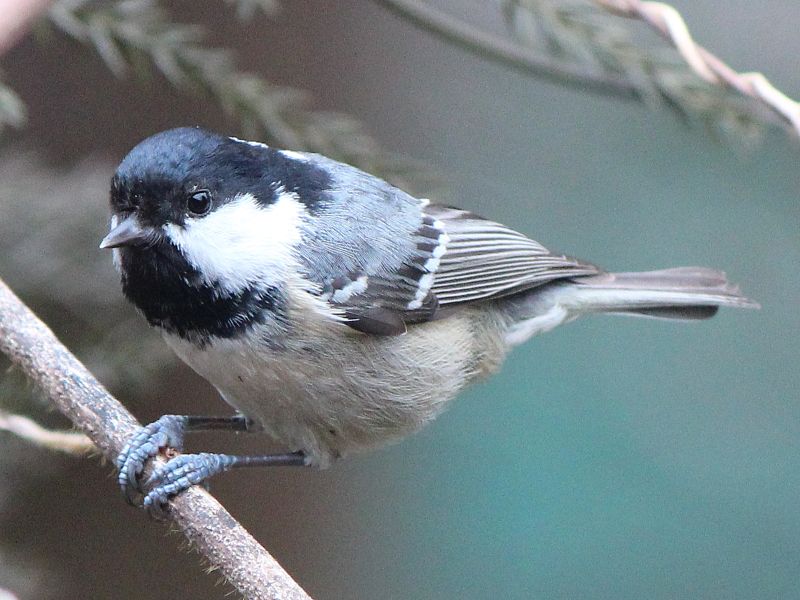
[[296, 164, 600, 336], [424, 206, 599, 305], [317, 204, 599, 333]]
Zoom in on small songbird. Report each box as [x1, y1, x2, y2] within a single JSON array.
[[101, 127, 757, 514]]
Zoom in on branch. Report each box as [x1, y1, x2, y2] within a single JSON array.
[[0, 587, 19, 600], [0, 410, 93, 454], [45, 0, 440, 196], [0, 78, 26, 131], [0, 0, 55, 55], [0, 0, 49, 131], [377, 0, 793, 143], [373, 0, 641, 100], [594, 0, 800, 136], [0, 276, 312, 600]]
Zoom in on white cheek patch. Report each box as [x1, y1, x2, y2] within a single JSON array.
[[164, 192, 305, 295]]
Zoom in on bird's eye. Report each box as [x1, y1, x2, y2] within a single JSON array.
[[187, 190, 212, 215]]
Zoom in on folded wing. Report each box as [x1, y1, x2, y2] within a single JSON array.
[[426, 206, 599, 306]]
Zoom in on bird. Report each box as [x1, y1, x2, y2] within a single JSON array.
[[101, 126, 757, 515]]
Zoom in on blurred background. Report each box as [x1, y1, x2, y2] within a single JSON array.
[[0, 1, 798, 598]]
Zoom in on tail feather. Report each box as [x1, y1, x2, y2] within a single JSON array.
[[567, 267, 759, 321]]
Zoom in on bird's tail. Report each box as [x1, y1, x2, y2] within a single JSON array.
[[565, 267, 759, 320], [502, 267, 757, 346]]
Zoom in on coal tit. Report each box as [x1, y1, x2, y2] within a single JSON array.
[[101, 127, 757, 514]]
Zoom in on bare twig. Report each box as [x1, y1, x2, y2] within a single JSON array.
[[0, 587, 19, 600], [0, 0, 55, 55], [373, 0, 640, 99], [0, 409, 94, 454], [0, 0, 51, 131], [0, 78, 27, 131], [594, 0, 800, 135], [45, 0, 439, 196], [379, 0, 792, 142], [224, 0, 280, 21], [0, 276, 312, 600]]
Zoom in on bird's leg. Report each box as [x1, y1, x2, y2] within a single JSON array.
[[116, 413, 255, 504], [142, 451, 309, 518]]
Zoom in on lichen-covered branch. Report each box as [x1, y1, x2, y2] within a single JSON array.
[[0, 276, 312, 600]]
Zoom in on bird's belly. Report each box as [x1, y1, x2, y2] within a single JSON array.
[[163, 311, 506, 466]]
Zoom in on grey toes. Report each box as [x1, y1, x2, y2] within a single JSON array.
[[142, 453, 236, 518], [116, 415, 188, 504]]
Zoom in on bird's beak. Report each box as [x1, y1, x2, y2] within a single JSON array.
[[99, 215, 153, 249]]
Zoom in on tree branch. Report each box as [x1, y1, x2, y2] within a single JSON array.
[[0, 276, 313, 600], [376, 0, 794, 141], [0, 409, 93, 454], [0, 0, 55, 55], [373, 0, 641, 100], [594, 0, 800, 136]]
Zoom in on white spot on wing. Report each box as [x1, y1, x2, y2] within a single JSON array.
[[432, 232, 449, 260], [331, 275, 368, 303], [423, 257, 440, 273], [407, 273, 435, 310], [286, 272, 348, 323], [164, 192, 305, 295], [406, 214, 449, 310]]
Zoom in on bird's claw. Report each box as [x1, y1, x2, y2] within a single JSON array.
[[142, 453, 235, 519], [116, 415, 188, 505]]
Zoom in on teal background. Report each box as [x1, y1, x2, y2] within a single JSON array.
[[285, 3, 800, 598], [2, 1, 799, 599]]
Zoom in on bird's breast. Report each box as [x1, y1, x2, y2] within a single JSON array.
[[163, 307, 508, 466]]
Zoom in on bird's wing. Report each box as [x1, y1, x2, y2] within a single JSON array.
[[293, 157, 597, 335], [302, 208, 447, 336], [425, 205, 599, 306], [303, 203, 598, 336]]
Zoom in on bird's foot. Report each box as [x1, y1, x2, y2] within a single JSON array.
[[142, 452, 236, 519], [116, 415, 188, 504]]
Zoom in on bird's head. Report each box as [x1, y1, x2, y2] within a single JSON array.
[[101, 127, 327, 339]]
